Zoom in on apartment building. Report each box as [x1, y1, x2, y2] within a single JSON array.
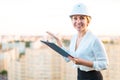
[[1, 45, 76, 80], [0, 37, 120, 80]]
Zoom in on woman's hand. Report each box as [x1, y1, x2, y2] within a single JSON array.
[[46, 31, 62, 47], [68, 56, 93, 67], [68, 56, 81, 65]]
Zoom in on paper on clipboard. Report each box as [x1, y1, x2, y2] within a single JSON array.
[[40, 40, 73, 58]]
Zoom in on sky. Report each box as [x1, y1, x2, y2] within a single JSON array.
[[0, 0, 120, 36]]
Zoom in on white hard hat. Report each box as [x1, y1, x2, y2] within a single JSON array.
[[70, 3, 91, 17]]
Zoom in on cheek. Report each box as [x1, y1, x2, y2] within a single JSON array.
[[72, 21, 76, 26], [73, 22, 77, 28], [71, 20, 74, 25]]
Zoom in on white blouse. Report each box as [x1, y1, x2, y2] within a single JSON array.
[[63, 30, 109, 71]]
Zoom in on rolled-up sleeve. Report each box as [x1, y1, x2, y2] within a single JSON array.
[[92, 38, 109, 71]]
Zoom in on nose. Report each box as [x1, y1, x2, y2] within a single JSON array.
[[76, 19, 81, 23]]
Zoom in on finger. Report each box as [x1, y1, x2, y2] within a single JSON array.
[[46, 31, 56, 38], [46, 31, 53, 36], [46, 31, 58, 40], [68, 57, 76, 64], [68, 56, 74, 60]]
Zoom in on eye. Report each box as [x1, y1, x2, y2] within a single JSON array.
[[80, 16, 85, 20], [73, 17, 78, 20]]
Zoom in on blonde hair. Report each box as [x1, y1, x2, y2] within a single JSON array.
[[86, 16, 91, 24]]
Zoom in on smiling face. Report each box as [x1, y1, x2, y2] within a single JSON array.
[[71, 15, 90, 33]]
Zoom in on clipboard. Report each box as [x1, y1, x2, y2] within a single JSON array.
[[40, 40, 73, 58]]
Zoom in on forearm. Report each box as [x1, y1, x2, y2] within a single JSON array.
[[46, 31, 62, 47], [70, 58, 93, 68], [78, 58, 93, 67], [56, 39, 62, 47]]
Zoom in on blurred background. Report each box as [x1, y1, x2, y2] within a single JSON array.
[[0, 0, 120, 80]]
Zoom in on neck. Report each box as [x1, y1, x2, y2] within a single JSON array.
[[78, 30, 87, 38]]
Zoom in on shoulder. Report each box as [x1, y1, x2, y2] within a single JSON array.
[[86, 30, 103, 44], [89, 32, 104, 47], [86, 30, 98, 40]]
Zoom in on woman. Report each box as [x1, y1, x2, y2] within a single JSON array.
[[47, 3, 108, 80]]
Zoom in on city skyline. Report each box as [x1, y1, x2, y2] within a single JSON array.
[[0, 39, 120, 80]]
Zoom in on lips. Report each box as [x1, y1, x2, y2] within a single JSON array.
[[76, 22, 84, 26], [76, 24, 83, 29], [74, 22, 85, 30], [75, 24, 84, 31]]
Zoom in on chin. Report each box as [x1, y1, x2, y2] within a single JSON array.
[[77, 30, 81, 32]]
